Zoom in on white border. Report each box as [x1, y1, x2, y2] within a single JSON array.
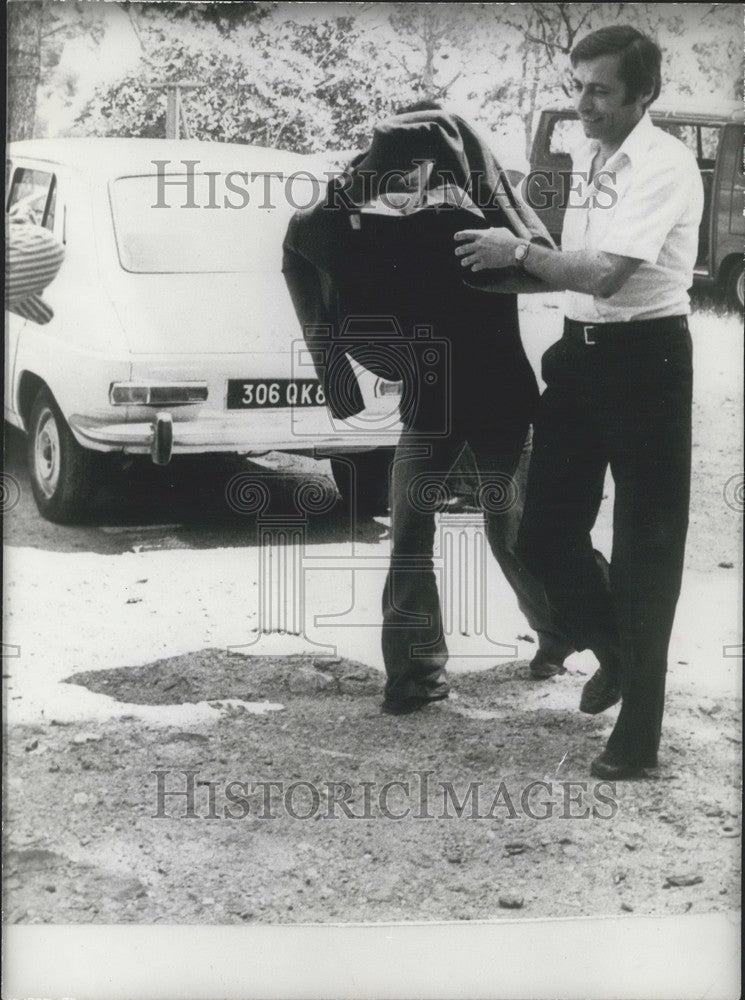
[[3, 913, 742, 1000]]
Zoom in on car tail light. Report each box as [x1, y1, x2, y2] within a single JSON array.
[[109, 382, 209, 406]]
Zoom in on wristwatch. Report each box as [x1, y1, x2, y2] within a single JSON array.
[[514, 241, 531, 268]]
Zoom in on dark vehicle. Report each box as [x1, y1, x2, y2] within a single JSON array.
[[528, 104, 744, 309]]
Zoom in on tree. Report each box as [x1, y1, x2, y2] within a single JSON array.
[[636, 3, 744, 104], [474, 3, 742, 162], [7, 0, 44, 140], [74, 38, 297, 145], [476, 3, 620, 161], [384, 3, 485, 103], [128, 0, 274, 36], [34, 0, 107, 136], [32, 2, 742, 157], [267, 14, 408, 149], [73, 8, 410, 153]]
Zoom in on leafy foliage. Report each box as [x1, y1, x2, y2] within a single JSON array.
[[26, 2, 741, 159], [73, 11, 411, 152]]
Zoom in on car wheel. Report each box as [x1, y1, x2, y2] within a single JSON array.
[[27, 387, 101, 523], [330, 447, 395, 516], [725, 260, 744, 312]]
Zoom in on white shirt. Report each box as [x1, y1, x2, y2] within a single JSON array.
[[561, 112, 704, 322]]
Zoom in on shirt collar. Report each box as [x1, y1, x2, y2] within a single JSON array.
[[573, 111, 655, 170], [607, 111, 655, 167]]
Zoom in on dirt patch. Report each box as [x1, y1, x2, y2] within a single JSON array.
[[63, 651, 382, 704], [5, 654, 740, 924]]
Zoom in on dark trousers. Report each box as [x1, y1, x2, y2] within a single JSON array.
[[381, 419, 573, 703], [517, 318, 693, 763]]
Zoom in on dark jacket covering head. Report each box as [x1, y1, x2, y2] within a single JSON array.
[[282, 110, 546, 422], [340, 109, 510, 216]]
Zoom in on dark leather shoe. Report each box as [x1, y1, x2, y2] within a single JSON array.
[[579, 668, 621, 714], [381, 694, 448, 716], [590, 751, 658, 780], [529, 651, 567, 679]]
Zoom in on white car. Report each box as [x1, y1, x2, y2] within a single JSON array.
[[5, 138, 402, 522]]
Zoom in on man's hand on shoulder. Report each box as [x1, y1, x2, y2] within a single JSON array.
[[454, 228, 521, 271], [454, 225, 642, 298]]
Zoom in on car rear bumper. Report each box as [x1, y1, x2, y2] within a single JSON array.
[[69, 407, 403, 464]]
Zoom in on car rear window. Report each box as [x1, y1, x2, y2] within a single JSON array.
[[542, 115, 723, 166], [656, 123, 721, 163], [110, 172, 320, 273], [8, 167, 58, 231]]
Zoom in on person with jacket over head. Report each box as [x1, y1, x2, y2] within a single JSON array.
[[454, 27, 704, 778], [282, 107, 575, 714]]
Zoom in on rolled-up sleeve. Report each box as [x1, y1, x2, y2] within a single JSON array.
[[598, 155, 702, 265]]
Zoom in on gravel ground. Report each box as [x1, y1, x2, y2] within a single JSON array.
[[4, 651, 741, 924], [3, 292, 741, 925]]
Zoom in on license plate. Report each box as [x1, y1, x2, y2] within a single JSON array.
[[227, 379, 326, 409]]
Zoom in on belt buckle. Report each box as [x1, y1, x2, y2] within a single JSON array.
[[583, 324, 597, 345]]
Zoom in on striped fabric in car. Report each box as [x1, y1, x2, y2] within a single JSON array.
[[5, 220, 65, 325]]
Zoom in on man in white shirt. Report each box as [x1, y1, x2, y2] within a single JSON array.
[[453, 26, 704, 779]]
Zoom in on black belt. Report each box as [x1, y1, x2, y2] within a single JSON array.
[[564, 315, 689, 345]]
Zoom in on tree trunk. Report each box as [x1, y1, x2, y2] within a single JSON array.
[[422, 34, 436, 97], [524, 70, 540, 163], [7, 0, 44, 141]]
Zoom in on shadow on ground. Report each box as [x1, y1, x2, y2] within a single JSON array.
[[3, 424, 391, 555]]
